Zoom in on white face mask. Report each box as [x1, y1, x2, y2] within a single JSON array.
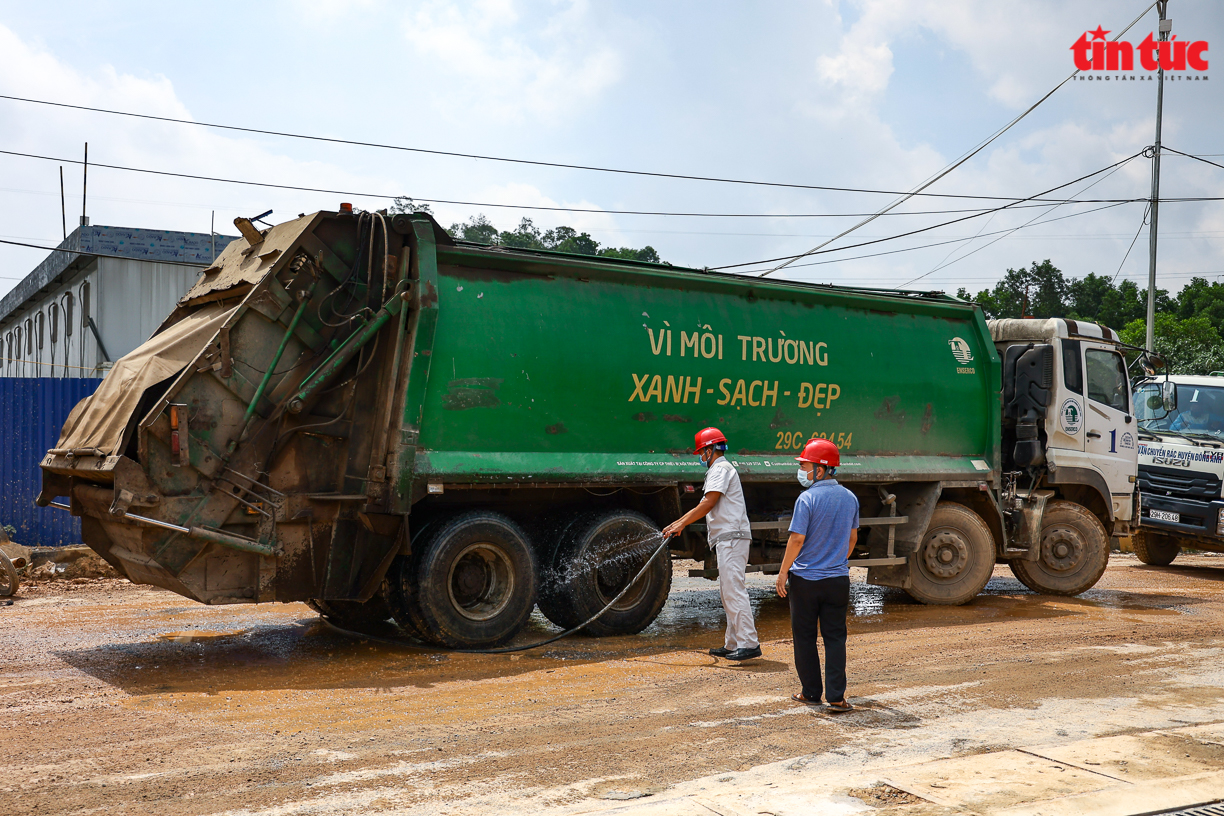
[[797, 467, 814, 488]]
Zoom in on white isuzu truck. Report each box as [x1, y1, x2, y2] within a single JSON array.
[[1132, 374, 1224, 565]]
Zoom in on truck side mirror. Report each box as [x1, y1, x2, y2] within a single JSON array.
[[1163, 380, 1177, 412]]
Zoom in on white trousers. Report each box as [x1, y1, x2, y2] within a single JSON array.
[[716, 537, 759, 650]]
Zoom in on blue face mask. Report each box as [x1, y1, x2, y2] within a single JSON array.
[[797, 467, 814, 488]]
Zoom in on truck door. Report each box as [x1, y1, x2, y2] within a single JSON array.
[[1083, 344, 1138, 500]]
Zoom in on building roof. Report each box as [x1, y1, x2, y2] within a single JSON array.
[[0, 225, 235, 328]]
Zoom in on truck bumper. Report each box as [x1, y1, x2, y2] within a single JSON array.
[[1139, 493, 1224, 543]]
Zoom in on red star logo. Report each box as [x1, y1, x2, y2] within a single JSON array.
[[1089, 25, 1110, 40]]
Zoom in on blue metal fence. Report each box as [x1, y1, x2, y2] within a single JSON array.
[[1, 377, 103, 546]]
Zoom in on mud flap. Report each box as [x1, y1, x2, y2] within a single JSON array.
[[867, 482, 942, 590]]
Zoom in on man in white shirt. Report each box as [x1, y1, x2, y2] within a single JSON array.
[[663, 427, 761, 661]]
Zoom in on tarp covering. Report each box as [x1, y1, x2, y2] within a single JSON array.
[[54, 304, 236, 455]]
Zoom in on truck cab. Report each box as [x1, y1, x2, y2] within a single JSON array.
[[989, 318, 1138, 540], [1132, 374, 1224, 565]]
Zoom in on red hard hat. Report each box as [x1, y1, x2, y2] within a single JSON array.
[[797, 438, 840, 467], [694, 427, 727, 454]]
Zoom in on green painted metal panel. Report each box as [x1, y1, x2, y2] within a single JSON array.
[[407, 233, 1001, 484]]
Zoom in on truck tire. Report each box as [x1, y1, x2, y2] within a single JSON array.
[[0, 551, 17, 597], [1009, 501, 1109, 595], [407, 511, 538, 649], [308, 581, 394, 629], [1130, 527, 1180, 567], [906, 502, 995, 605], [542, 510, 671, 636]]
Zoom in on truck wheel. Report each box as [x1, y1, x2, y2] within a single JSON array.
[[906, 502, 995, 605], [409, 512, 538, 649], [0, 551, 17, 597], [545, 510, 671, 636], [308, 581, 394, 629], [1009, 501, 1109, 595], [1131, 528, 1180, 567]]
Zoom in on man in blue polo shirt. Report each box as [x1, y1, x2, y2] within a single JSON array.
[[776, 438, 859, 712]]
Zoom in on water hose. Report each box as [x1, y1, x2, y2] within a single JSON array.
[[319, 533, 674, 654]]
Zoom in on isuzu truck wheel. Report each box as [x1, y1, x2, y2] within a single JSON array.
[[906, 502, 994, 605], [1009, 501, 1109, 595], [542, 510, 671, 637], [1130, 528, 1180, 567], [409, 512, 537, 649]]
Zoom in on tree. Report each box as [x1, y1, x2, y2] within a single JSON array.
[[390, 197, 433, 215], [1119, 314, 1224, 375], [438, 213, 666, 264]]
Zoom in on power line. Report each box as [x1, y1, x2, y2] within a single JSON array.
[[1, 147, 1182, 221], [0, 237, 214, 267], [1163, 146, 1224, 173], [900, 158, 1133, 287], [757, 0, 1160, 277], [713, 154, 1145, 270], [0, 90, 1165, 204], [1113, 205, 1151, 283], [729, 200, 1130, 277]]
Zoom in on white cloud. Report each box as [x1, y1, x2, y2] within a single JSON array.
[[400, 0, 623, 122]]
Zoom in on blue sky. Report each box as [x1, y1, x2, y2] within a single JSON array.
[[0, 0, 1221, 304]]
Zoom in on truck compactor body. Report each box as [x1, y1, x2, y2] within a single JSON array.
[[39, 211, 1136, 648]]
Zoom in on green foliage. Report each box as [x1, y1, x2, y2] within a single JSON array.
[[389, 197, 434, 215], [2, 524, 15, 539], [445, 216, 664, 264], [1120, 314, 1224, 375], [958, 258, 1223, 375]]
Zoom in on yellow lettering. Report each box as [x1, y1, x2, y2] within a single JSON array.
[[644, 375, 663, 403], [815, 342, 828, 366], [717, 378, 732, 405], [814, 383, 828, 409], [665, 376, 684, 403], [763, 380, 778, 406], [680, 332, 698, 357], [646, 328, 666, 356], [684, 376, 702, 404], [718, 334, 723, 360], [738, 335, 751, 360], [667, 330, 672, 356], [629, 373, 649, 401], [799, 341, 814, 365], [768, 338, 783, 363], [752, 337, 766, 361], [798, 382, 813, 408], [826, 383, 840, 405], [783, 339, 798, 365], [700, 332, 717, 358], [748, 380, 763, 407], [731, 379, 748, 406]]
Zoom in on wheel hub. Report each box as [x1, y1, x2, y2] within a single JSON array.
[[923, 531, 970, 579], [1040, 526, 1084, 573], [447, 542, 515, 622]]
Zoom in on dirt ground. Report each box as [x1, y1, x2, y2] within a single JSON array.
[[5, 554, 1224, 815]]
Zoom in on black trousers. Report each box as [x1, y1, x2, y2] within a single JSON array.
[[788, 574, 850, 703]]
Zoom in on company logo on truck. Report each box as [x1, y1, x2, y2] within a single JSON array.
[[1060, 399, 1082, 435], [948, 337, 973, 364]]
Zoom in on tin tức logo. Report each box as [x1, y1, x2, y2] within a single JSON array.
[[1071, 26, 1208, 79]]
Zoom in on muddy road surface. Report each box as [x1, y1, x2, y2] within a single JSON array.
[[5, 555, 1224, 815]]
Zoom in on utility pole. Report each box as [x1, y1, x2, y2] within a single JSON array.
[[1145, 0, 1170, 351]]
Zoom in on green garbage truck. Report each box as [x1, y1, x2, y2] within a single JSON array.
[[38, 210, 1136, 648]]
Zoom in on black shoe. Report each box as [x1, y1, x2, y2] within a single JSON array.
[[708, 647, 732, 657], [725, 646, 762, 661]]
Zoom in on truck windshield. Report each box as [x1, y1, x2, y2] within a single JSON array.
[[1134, 383, 1224, 437]]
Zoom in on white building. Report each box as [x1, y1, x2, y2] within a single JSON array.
[[1, 225, 235, 379]]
